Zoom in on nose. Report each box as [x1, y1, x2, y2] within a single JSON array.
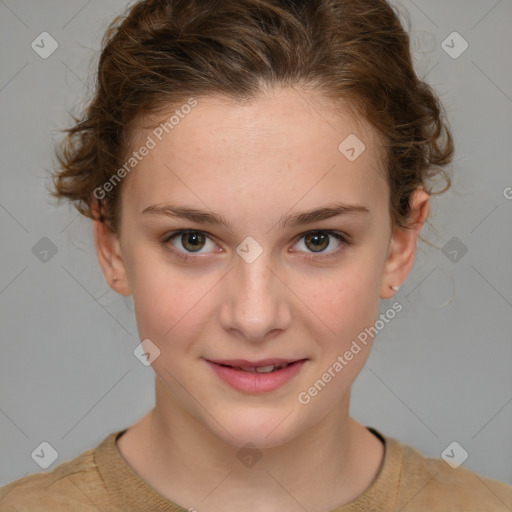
[[218, 250, 291, 343]]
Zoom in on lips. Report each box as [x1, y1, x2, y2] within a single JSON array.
[[204, 358, 308, 393], [207, 358, 304, 373]]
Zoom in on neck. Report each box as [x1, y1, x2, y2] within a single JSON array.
[[117, 376, 384, 512]]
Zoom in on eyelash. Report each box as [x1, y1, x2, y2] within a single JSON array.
[[161, 229, 352, 263]]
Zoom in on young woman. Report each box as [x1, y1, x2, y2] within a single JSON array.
[[1, 0, 511, 510]]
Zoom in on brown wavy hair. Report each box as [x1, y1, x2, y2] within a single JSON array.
[[50, 0, 453, 235]]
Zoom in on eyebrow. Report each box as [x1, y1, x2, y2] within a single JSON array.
[[141, 202, 369, 229]]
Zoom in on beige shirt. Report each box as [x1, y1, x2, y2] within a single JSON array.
[[1, 427, 511, 511]]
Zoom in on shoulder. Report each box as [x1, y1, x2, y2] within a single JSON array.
[[0, 439, 112, 512], [394, 437, 512, 511]]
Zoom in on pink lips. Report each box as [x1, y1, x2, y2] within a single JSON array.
[[208, 358, 299, 368], [204, 358, 308, 393]]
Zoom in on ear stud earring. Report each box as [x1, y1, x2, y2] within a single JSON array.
[[113, 276, 118, 283], [391, 285, 400, 292]]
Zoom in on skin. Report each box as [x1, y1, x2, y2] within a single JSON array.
[[93, 86, 429, 512]]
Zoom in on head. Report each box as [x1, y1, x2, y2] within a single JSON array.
[[51, 0, 453, 449]]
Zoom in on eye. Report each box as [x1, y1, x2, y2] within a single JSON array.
[[162, 230, 218, 259], [161, 229, 351, 262], [292, 230, 351, 260]]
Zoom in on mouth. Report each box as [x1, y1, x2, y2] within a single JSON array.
[[204, 358, 308, 393], [207, 358, 306, 372]]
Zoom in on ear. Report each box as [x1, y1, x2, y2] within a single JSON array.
[[92, 198, 132, 297], [380, 187, 430, 299]]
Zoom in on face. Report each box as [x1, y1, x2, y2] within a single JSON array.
[[95, 87, 424, 449]]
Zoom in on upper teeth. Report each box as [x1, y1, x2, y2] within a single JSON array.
[[238, 364, 286, 373]]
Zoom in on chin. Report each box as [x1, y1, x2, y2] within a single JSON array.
[[208, 405, 304, 450]]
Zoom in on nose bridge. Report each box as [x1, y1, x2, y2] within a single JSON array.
[[237, 247, 273, 296], [233, 234, 276, 294], [220, 240, 289, 341]]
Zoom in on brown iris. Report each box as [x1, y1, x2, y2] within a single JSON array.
[[180, 232, 207, 252], [304, 232, 330, 253]]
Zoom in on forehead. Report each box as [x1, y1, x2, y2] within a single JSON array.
[[122, 87, 388, 219]]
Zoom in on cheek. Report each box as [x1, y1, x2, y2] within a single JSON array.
[[303, 251, 384, 346], [125, 244, 207, 342], [132, 274, 207, 342], [295, 263, 383, 409]]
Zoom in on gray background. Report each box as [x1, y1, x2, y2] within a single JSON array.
[[1, 0, 511, 493]]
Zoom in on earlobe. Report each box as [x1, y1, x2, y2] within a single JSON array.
[[92, 199, 132, 297], [380, 188, 430, 299]]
